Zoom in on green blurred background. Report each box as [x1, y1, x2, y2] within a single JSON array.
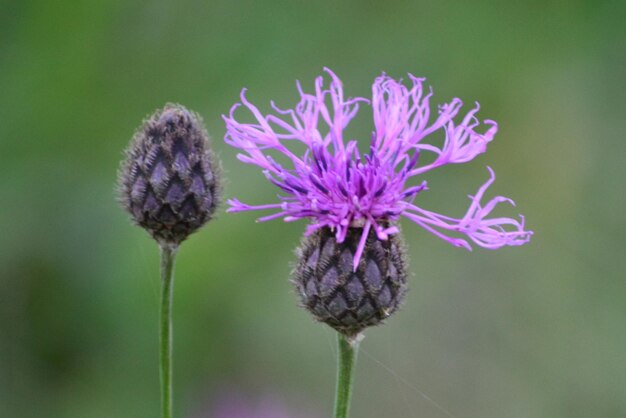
[[1, 0, 624, 417]]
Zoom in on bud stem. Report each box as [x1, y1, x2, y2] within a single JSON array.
[[333, 333, 361, 418], [160, 245, 177, 418]]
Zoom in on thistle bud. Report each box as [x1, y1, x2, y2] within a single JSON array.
[[118, 104, 220, 245], [293, 226, 408, 336]]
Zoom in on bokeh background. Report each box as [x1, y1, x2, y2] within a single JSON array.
[[1, 1, 624, 417]]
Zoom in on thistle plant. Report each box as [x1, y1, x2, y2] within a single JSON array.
[[224, 69, 532, 418], [118, 104, 220, 418]]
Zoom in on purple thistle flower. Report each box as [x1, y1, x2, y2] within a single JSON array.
[[224, 68, 532, 269]]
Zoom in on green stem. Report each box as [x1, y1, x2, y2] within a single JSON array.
[[333, 333, 361, 418], [160, 245, 177, 418]]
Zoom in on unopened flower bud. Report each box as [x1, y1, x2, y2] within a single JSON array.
[[293, 226, 408, 336], [118, 104, 220, 245]]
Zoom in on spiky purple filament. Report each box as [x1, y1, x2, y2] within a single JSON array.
[[224, 68, 532, 268]]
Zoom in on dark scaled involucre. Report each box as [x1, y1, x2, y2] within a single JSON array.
[[118, 104, 220, 245], [293, 226, 408, 336]]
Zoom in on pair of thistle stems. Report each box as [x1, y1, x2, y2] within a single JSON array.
[[119, 70, 531, 418], [118, 105, 388, 418]]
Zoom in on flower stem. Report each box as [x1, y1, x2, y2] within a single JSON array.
[[160, 245, 177, 418], [333, 333, 361, 418]]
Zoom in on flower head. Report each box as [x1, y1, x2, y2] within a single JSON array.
[[119, 104, 221, 245], [224, 69, 532, 268]]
